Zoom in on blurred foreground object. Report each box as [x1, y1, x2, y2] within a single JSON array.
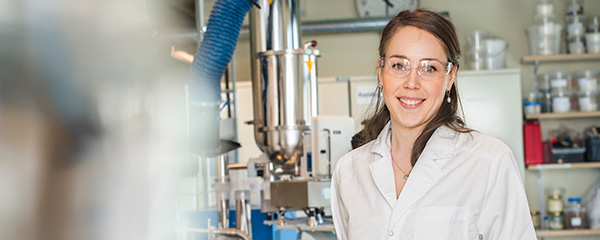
[[0, 1, 189, 240]]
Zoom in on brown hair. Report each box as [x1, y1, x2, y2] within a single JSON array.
[[358, 9, 471, 166]]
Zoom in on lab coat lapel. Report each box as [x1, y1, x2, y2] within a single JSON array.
[[369, 153, 396, 208], [368, 122, 397, 208], [389, 126, 457, 226]]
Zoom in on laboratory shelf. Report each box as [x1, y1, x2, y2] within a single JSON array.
[[526, 162, 600, 170], [525, 111, 600, 120], [522, 53, 600, 64], [535, 229, 600, 237]]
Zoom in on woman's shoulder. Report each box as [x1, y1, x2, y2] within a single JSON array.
[[334, 139, 378, 172], [455, 129, 513, 156]]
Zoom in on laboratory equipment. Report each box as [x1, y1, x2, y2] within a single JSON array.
[[537, 72, 553, 113], [466, 30, 488, 70], [576, 70, 599, 92], [528, 0, 562, 55], [532, 211, 541, 229], [549, 212, 565, 230], [566, 12, 587, 54], [565, 197, 588, 229], [465, 30, 507, 70], [578, 90, 598, 112], [547, 187, 565, 213]]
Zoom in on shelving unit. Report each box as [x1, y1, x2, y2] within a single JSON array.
[[525, 111, 600, 120], [522, 53, 600, 64], [527, 162, 600, 170], [522, 54, 600, 239], [536, 229, 600, 237]]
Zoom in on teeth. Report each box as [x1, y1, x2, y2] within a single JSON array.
[[399, 98, 423, 105]]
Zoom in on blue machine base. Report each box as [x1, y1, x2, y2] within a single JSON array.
[[182, 209, 296, 240]]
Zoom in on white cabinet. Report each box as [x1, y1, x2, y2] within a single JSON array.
[[457, 69, 526, 179]]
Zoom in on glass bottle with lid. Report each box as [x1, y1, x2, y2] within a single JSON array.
[[565, 197, 588, 229], [531, 211, 542, 229], [546, 187, 565, 213], [537, 72, 553, 113], [549, 212, 565, 230]]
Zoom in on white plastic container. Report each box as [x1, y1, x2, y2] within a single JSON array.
[[528, 23, 563, 55], [577, 70, 599, 92], [566, 14, 587, 40], [537, 0, 555, 16], [565, 0, 583, 15], [552, 92, 572, 113], [466, 30, 489, 70], [549, 71, 572, 94], [586, 32, 600, 54], [485, 39, 507, 69], [568, 36, 586, 54], [578, 91, 598, 112]]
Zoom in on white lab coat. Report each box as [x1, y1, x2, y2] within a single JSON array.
[[331, 122, 537, 240]]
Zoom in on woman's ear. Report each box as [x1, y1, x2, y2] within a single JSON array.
[[377, 58, 383, 86], [446, 65, 457, 91]]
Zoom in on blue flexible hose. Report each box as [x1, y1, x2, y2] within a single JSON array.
[[187, 0, 254, 152], [188, 0, 254, 103]]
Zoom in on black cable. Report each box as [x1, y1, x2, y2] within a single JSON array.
[[248, 0, 260, 9]]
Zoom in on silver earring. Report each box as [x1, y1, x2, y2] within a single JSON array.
[[378, 85, 383, 98], [446, 91, 451, 103]]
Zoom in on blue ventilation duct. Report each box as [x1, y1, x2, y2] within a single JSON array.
[[188, 0, 254, 152]]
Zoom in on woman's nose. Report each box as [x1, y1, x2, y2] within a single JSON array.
[[403, 67, 420, 89]]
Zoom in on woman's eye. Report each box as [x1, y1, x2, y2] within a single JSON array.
[[423, 65, 438, 73], [391, 63, 406, 70]]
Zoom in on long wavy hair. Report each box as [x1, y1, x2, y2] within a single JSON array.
[[357, 9, 472, 166]]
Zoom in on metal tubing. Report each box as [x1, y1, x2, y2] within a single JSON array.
[[154, 17, 391, 40], [235, 190, 253, 237]]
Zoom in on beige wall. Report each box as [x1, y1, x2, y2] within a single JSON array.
[[229, 0, 600, 91]]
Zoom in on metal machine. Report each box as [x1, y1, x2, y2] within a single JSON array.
[[188, 0, 355, 238], [246, 0, 354, 226]]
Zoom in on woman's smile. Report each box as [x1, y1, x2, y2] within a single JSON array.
[[398, 97, 425, 109]]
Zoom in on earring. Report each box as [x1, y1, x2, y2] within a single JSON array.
[[446, 91, 451, 103], [378, 85, 383, 98]]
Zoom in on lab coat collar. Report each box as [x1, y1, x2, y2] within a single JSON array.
[[368, 122, 458, 215], [368, 122, 396, 208]]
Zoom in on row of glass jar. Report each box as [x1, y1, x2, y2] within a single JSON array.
[[534, 187, 589, 230], [524, 70, 599, 114], [524, 89, 598, 114], [538, 70, 598, 93]]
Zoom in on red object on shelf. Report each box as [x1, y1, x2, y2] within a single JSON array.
[[524, 122, 543, 165]]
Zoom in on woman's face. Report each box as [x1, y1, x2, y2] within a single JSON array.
[[378, 26, 456, 132]]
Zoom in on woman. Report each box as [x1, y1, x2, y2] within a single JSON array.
[[330, 9, 536, 239]]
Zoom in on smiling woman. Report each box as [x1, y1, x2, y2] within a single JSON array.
[[330, 9, 537, 240]]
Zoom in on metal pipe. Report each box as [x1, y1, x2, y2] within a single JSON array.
[[235, 190, 253, 237], [153, 17, 390, 40], [187, 227, 252, 240]]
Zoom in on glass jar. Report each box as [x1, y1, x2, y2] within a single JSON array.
[[577, 70, 599, 92], [536, 0, 555, 16], [566, 13, 587, 41], [549, 212, 565, 230], [535, 14, 558, 55], [531, 211, 542, 229], [565, 0, 583, 15], [565, 197, 588, 229], [523, 92, 542, 115], [588, 16, 600, 33], [549, 71, 572, 94], [537, 73, 553, 112], [552, 91, 572, 113], [546, 187, 565, 213], [578, 91, 598, 112]]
